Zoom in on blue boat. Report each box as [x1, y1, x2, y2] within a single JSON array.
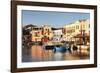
[[53, 45, 67, 53]]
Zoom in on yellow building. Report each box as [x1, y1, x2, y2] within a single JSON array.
[[32, 27, 43, 42], [63, 19, 90, 43], [31, 25, 53, 42], [41, 25, 53, 40]]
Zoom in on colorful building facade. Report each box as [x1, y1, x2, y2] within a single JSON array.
[[32, 27, 43, 42], [63, 19, 90, 44], [31, 19, 89, 44]]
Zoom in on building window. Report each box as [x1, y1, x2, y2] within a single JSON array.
[[77, 26, 79, 29], [76, 25, 79, 29], [89, 24, 90, 28], [48, 29, 49, 35], [76, 26, 77, 29], [83, 25, 85, 28], [35, 32, 39, 37]]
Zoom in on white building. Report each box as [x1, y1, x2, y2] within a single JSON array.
[[52, 29, 63, 42]]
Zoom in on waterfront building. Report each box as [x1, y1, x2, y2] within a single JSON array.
[[52, 28, 63, 42], [63, 19, 90, 44], [31, 25, 53, 42], [31, 27, 43, 42], [41, 25, 53, 40]]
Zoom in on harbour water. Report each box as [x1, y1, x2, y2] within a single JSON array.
[[22, 44, 89, 62]]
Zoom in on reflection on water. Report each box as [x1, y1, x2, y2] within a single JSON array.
[[22, 45, 89, 62]]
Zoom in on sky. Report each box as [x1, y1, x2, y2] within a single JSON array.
[[22, 10, 90, 28]]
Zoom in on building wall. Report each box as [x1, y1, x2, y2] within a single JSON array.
[[52, 29, 63, 42], [32, 25, 53, 42], [31, 19, 89, 42], [32, 28, 43, 42], [63, 19, 90, 42], [42, 25, 53, 40]]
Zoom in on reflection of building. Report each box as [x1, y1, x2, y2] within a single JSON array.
[[63, 19, 90, 44]]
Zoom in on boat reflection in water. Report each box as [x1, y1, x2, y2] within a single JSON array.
[[22, 43, 89, 62]]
